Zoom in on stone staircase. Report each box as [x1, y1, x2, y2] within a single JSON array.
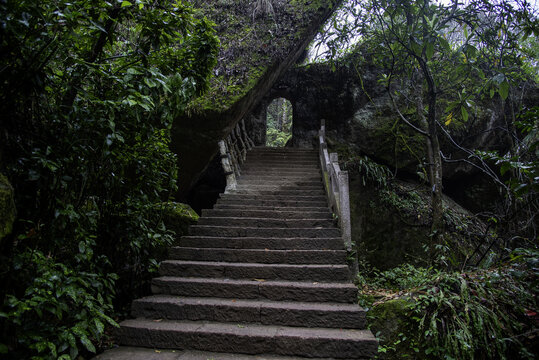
[[100, 147, 377, 359]]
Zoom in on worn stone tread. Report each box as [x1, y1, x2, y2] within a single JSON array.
[[159, 260, 350, 282], [131, 295, 366, 328], [189, 226, 340, 238], [201, 209, 331, 219], [213, 204, 329, 212], [118, 319, 378, 358], [219, 194, 327, 201], [94, 347, 363, 360], [179, 236, 344, 250], [197, 217, 335, 228], [169, 247, 346, 264], [151, 277, 357, 303]]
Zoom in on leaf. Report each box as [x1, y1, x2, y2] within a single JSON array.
[[461, 107, 469, 122], [499, 80, 509, 100], [439, 37, 450, 51], [0, 344, 8, 354], [121, 1, 132, 7], [444, 113, 453, 126], [426, 42, 434, 60], [79, 334, 96, 353]]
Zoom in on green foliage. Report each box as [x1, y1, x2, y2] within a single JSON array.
[[360, 251, 538, 360], [0, 0, 218, 358], [2, 251, 118, 359], [266, 98, 293, 147]]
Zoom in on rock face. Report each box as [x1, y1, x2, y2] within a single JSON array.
[[172, 0, 342, 197], [251, 50, 538, 213], [0, 173, 16, 241], [349, 176, 486, 270]]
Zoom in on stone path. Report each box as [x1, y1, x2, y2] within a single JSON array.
[[96, 147, 377, 359]]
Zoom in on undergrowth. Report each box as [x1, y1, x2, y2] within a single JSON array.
[[358, 249, 538, 359]]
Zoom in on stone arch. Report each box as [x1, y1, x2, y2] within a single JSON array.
[[265, 97, 294, 147]]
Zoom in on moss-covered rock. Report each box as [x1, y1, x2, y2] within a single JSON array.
[[0, 173, 16, 241], [368, 298, 414, 359], [173, 0, 341, 196], [161, 202, 199, 238]]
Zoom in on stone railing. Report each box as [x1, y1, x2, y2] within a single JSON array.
[[218, 119, 255, 193], [318, 120, 358, 276]]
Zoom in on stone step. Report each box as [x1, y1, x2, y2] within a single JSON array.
[[238, 175, 321, 182], [227, 190, 326, 197], [212, 204, 329, 212], [242, 161, 319, 167], [234, 184, 324, 190], [117, 319, 378, 359], [179, 236, 345, 250], [189, 225, 340, 238], [220, 194, 327, 202], [159, 261, 350, 282], [202, 208, 330, 219], [169, 247, 346, 264], [237, 179, 322, 186], [249, 147, 317, 153], [239, 170, 321, 177], [215, 198, 327, 208], [198, 217, 335, 228], [241, 165, 320, 171], [151, 277, 356, 303], [131, 295, 366, 329], [94, 347, 363, 360]]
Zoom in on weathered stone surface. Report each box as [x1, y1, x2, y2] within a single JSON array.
[[0, 173, 16, 241], [367, 299, 414, 360], [350, 177, 487, 270], [94, 347, 364, 360], [159, 260, 350, 282], [173, 1, 342, 197], [151, 277, 356, 303], [117, 319, 377, 358], [169, 247, 346, 264], [179, 236, 344, 250], [197, 216, 334, 228], [114, 148, 376, 358], [131, 295, 365, 329], [189, 225, 340, 238], [201, 208, 330, 219]]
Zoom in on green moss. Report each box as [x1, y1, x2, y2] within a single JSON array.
[[185, 0, 337, 115], [368, 298, 418, 359], [0, 173, 16, 240], [161, 202, 198, 238]]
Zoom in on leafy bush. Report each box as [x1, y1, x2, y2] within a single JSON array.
[[360, 251, 538, 360], [0, 0, 218, 358]]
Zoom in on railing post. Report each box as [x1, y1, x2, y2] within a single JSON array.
[[218, 140, 237, 192], [318, 119, 359, 279]]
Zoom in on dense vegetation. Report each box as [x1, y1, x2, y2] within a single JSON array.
[[0, 0, 537, 359], [0, 1, 218, 358], [266, 97, 293, 147], [314, 0, 538, 358]]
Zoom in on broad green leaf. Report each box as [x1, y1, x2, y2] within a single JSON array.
[[426, 42, 434, 60], [461, 107, 469, 122], [80, 334, 96, 353], [121, 1, 132, 7], [439, 37, 450, 51], [499, 80, 509, 100]]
